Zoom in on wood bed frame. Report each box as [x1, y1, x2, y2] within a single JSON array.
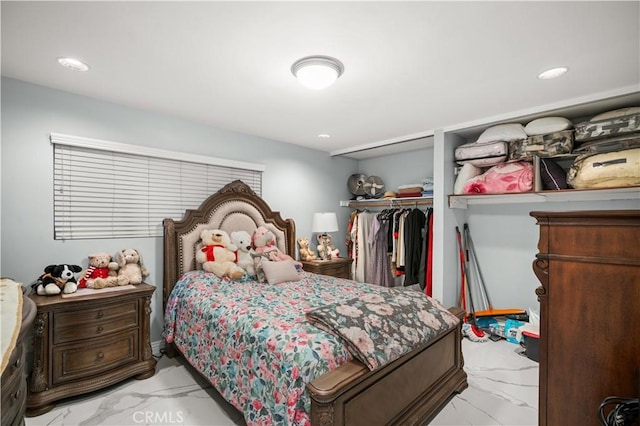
[[163, 180, 468, 426]]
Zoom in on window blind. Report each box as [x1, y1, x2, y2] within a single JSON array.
[[52, 134, 263, 240]]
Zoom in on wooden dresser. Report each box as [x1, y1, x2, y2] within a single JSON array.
[[530, 210, 640, 426], [1, 293, 36, 426], [26, 284, 157, 416], [301, 257, 353, 279]]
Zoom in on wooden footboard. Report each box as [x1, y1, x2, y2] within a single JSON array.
[[307, 307, 468, 426]]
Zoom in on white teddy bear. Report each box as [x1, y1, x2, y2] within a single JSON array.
[[230, 230, 255, 277], [196, 229, 244, 280]]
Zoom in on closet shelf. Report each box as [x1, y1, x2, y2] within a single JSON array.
[[448, 186, 640, 209], [341, 196, 433, 208]]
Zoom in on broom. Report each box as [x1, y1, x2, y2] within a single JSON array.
[[456, 226, 487, 342]]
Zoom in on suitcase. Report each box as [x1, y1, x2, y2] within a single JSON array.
[[508, 130, 573, 161], [574, 111, 640, 143], [567, 148, 640, 189], [455, 140, 508, 167]]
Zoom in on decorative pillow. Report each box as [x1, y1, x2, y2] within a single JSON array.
[[591, 107, 640, 122], [261, 259, 300, 284], [525, 117, 573, 136], [539, 158, 568, 190], [454, 163, 482, 194], [251, 252, 271, 283], [476, 123, 527, 143]]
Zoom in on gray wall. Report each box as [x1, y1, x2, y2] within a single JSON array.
[[1, 77, 357, 344], [358, 148, 434, 192]]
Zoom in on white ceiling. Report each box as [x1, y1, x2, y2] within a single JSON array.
[[2, 2, 639, 159]]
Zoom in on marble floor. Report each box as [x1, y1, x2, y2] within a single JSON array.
[[25, 339, 538, 426]]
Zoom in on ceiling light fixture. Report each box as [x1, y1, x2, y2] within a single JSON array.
[[291, 56, 344, 90], [57, 57, 89, 72], [538, 66, 568, 80], [317, 134, 331, 139]]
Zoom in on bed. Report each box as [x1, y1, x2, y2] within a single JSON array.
[[163, 180, 468, 426]]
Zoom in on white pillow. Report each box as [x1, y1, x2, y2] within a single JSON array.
[[524, 117, 573, 136], [591, 107, 640, 121], [454, 163, 482, 194], [477, 123, 527, 143], [262, 259, 300, 284]]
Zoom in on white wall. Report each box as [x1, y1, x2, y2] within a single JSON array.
[[357, 148, 434, 191], [0, 77, 357, 343]]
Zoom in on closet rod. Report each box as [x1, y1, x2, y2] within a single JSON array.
[[345, 197, 433, 209]]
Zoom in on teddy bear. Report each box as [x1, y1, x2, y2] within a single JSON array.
[[230, 230, 255, 277], [252, 226, 302, 268], [297, 237, 316, 261], [33, 264, 83, 295], [317, 234, 340, 260], [78, 253, 126, 289], [196, 229, 245, 280], [115, 248, 149, 285]]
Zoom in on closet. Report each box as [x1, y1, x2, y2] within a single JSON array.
[[346, 198, 434, 293]]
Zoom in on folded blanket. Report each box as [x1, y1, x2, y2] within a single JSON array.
[[306, 288, 459, 370]]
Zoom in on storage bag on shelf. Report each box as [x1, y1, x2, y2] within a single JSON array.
[[574, 108, 640, 145], [567, 148, 640, 189], [462, 161, 533, 194], [572, 133, 640, 155], [454, 140, 508, 167], [508, 130, 574, 162]]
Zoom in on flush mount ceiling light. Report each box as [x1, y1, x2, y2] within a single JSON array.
[[291, 56, 344, 90], [57, 57, 89, 72], [538, 66, 568, 80], [317, 134, 331, 139]]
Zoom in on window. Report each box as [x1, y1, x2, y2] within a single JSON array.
[[51, 133, 264, 240]]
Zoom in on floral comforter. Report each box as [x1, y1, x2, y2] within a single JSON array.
[[164, 270, 455, 426]]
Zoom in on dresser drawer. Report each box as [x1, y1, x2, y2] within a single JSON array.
[[52, 330, 139, 385], [53, 300, 138, 344], [1, 375, 26, 426], [1, 343, 24, 384]]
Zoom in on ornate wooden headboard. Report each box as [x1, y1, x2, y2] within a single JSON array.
[[162, 180, 296, 313]]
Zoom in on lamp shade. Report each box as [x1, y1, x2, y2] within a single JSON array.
[[312, 212, 339, 233]]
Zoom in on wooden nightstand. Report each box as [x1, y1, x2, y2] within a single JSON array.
[[301, 257, 353, 279], [26, 284, 156, 416]]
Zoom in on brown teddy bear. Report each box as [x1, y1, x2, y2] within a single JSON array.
[[195, 229, 244, 280], [78, 253, 127, 289], [297, 237, 316, 261], [115, 248, 149, 285]]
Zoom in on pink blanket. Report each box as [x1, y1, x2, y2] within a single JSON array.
[[463, 161, 533, 194]]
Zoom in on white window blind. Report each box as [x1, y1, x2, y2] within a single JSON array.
[[51, 133, 263, 240]]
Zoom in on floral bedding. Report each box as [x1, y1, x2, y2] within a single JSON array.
[[306, 288, 459, 370], [164, 270, 455, 426]]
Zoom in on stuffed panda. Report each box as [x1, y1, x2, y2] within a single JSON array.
[[32, 264, 82, 296]]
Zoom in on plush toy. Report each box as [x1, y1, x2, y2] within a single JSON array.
[[196, 229, 245, 280], [317, 234, 340, 260], [78, 253, 126, 289], [252, 226, 302, 268], [297, 237, 317, 261], [115, 248, 149, 285], [33, 264, 83, 296], [230, 230, 255, 277]]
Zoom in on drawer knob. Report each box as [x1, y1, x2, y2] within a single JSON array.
[[12, 389, 21, 400], [14, 358, 21, 368], [96, 311, 104, 319], [96, 352, 104, 359], [96, 326, 103, 333]]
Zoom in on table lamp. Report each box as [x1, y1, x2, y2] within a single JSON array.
[[311, 212, 339, 260]]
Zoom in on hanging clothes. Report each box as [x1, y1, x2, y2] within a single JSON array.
[[368, 214, 394, 287], [403, 208, 426, 286], [425, 208, 434, 296], [354, 211, 374, 283]]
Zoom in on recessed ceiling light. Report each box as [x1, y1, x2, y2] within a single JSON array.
[[317, 134, 331, 139], [291, 56, 344, 90], [538, 66, 568, 80], [57, 57, 89, 72]]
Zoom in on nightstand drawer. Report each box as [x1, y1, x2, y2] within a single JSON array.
[[301, 258, 353, 279], [52, 330, 139, 385], [54, 301, 138, 344], [1, 375, 26, 426]]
